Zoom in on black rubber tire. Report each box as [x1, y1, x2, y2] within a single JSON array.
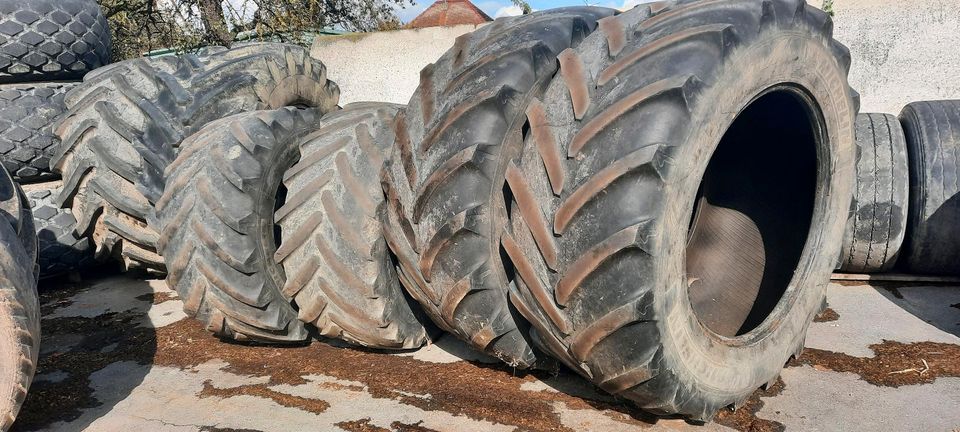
[[277, 103, 428, 349], [25, 182, 94, 278], [899, 100, 960, 275], [837, 113, 909, 273], [503, 0, 855, 420], [51, 43, 340, 274], [0, 165, 39, 430], [380, 7, 617, 368], [156, 108, 323, 343], [0, 82, 75, 183], [0, 0, 110, 83]]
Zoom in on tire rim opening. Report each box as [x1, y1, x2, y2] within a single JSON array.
[[686, 87, 819, 338]]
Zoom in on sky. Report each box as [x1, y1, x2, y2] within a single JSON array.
[[394, 0, 653, 23]]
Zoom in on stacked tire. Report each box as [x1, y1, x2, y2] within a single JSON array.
[[10, 0, 873, 426]]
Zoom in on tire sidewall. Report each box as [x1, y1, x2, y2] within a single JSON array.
[[655, 29, 855, 398]]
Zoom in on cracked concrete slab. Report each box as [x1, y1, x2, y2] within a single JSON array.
[[805, 284, 960, 357], [11, 275, 960, 432]]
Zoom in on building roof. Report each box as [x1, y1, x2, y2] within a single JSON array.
[[405, 0, 494, 29]]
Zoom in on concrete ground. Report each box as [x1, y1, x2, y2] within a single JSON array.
[[10, 275, 960, 432]]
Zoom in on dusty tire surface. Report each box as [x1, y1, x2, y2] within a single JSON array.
[[0, 166, 39, 431], [0, 0, 110, 83], [51, 43, 340, 273], [899, 100, 960, 275], [277, 103, 428, 349], [503, 0, 855, 420], [0, 82, 75, 183], [380, 7, 616, 368], [837, 113, 908, 273], [156, 108, 322, 343], [26, 182, 94, 278]]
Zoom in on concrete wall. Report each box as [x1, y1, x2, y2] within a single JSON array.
[[312, 2, 960, 114], [310, 24, 484, 106], [829, 0, 960, 114]]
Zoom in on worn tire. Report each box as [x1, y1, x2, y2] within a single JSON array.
[[899, 101, 960, 275], [0, 0, 110, 83], [26, 183, 94, 278], [0, 166, 39, 431], [381, 7, 617, 368], [275, 103, 428, 349], [0, 82, 74, 183], [837, 113, 909, 273], [51, 43, 340, 273], [503, 0, 855, 420], [156, 108, 322, 343]]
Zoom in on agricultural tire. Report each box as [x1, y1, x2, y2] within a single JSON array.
[[0, 165, 39, 430], [837, 113, 908, 273], [26, 183, 95, 278], [51, 43, 340, 274], [277, 103, 428, 349], [0, 0, 110, 83], [380, 6, 617, 368], [0, 82, 75, 183], [503, 0, 856, 420], [899, 100, 960, 275]]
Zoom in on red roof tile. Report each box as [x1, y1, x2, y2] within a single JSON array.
[[405, 0, 494, 29]]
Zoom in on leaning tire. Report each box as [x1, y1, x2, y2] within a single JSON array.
[[0, 166, 39, 430], [380, 7, 617, 368], [277, 103, 428, 349], [156, 108, 320, 343], [26, 182, 94, 278], [899, 100, 960, 275], [504, 0, 855, 420], [0, 0, 111, 83], [837, 113, 909, 273], [0, 82, 75, 183], [52, 43, 340, 273]]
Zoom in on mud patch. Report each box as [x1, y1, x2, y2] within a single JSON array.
[[13, 312, 157, 431], [336, 418, 389, 432], [714, 378, 786, 432], [152, 318, 655, 432], [791, 341, 960, 386], [199, 381, 330, 414], [135, 291, 178, 305], [814, 307, 839, 322]]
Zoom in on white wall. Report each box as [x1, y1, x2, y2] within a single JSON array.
[[310, 24, 484, 106], [312, 2, 960, 115]]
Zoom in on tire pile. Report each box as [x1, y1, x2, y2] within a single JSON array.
[[3, 0, 960, 429]]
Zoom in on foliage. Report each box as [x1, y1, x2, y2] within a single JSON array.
[[512, 0, 532, 14], [822, 0, 834, 16], [97, 0, 414, 60]]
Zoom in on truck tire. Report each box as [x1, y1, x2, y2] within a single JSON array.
[[51, 43, 340, 273], [837, 113, 908, 273], [0, 82, 74, 183], [0, 166, 39, 431], [277, 103, 428, 349], [0, 0, 111, 83], [380, 7, 617, 368], [899, 100, 960, 275], [503, 0, 855, 420], [26, 183, 94, 278], [156, 108, 321, 343]]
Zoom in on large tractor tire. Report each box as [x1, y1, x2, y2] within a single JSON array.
[[0, 0, 111, 83], [0, 82, 75, 183], [277, 103, 428, 349], [156, 108, 320, 343], [51, 43, 340, 273], [0, 166, 39, 430], [380, 7, 617, 368], [503, 0, 856, 420], [899, 100, 960, 275], [837, 113, 908, 273], [26, 183, 95, 278]]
